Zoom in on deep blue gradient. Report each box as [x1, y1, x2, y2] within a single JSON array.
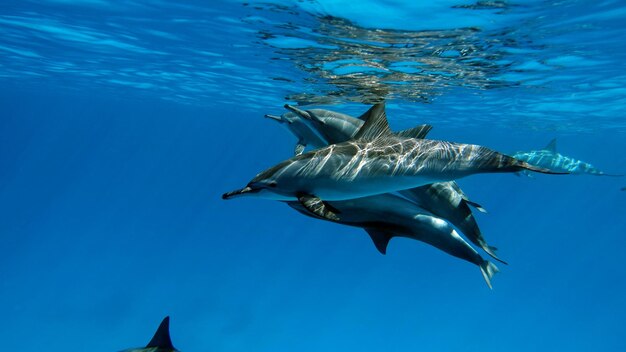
[[1, 1, 625, 351]]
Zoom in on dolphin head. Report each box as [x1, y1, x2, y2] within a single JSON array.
[[264, 112, 297, 124], [222, 160, 297, 200]]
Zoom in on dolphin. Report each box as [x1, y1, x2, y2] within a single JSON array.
[[264, 111, 327, 155], [120, 316, 178, 352], [282, 104, 501, 262], [286, 193, 499, 289], [513, 139, 622, 176], [223, 103, 565, 222]]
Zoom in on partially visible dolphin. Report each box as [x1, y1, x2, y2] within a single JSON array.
[[120, 316, 178, 352], [286, 193, 499, 289], [513, 139, 622, 176], [264, 111, 327, 155], [278, 104, 501, 263], [224, 103, 565, 223]]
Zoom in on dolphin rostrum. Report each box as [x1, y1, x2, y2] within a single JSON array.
[[286, 193, 499, 288], [513, 138, 622, 176], [120, 316, 178, 352], [282, 104, 501, 262], [264, 111, 327, 155], [223, 103, 565, 222]]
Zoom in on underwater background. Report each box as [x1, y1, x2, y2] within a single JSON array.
[[1, 0, 625, 351]]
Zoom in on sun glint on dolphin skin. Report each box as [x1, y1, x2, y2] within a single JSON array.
[[287, 193, 499, 289], [281, 104, 502, 263], [120, 316, 178, 352], [223, 103, 566, 224]]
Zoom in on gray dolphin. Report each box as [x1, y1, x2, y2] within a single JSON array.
[[223, 103, 565, 221], [286, 193, 499, 289], [264, 111, 327, 155], [282, 104, 501, 262], [120, 316, 178, 352], [513, 139, 622, 176]]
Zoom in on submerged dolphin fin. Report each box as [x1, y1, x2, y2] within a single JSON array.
[[365, 228, 394, 255], [353, 103, 393, 140], [295, 142, 305, 156], [396, 124, 433, 139], [464, 199, 487, 213], [298, 194, 340, 221], [544, 138, 557, 152], [146, 316, 176, 350], [479, 261, 499, 290]]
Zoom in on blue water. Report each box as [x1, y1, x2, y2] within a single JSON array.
[[1, 1, 625, 351]]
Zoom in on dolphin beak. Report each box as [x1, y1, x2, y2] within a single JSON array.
[[222, 186, 256, 200], [264, 114, 283, 122], [284, 104, 311, 120]]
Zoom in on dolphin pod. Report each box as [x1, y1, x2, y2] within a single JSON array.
[[223, 102, 567, 288], [287, 193, 499, 288], [278, 104, 501, 263], [120, 316, 178, 352]]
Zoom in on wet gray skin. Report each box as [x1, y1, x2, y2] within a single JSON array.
[[282, 104, 502, 263], [264, 111, 327, 155], [512, 138, 623, 176], [120, 316, 178, 352], [224, 103, 563, 202], [286, 193, 499, 289]]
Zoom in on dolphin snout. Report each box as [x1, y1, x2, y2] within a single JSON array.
[[222, 186, 254, 200], [264, 114, 283, 122], [284, 104, 311, 119]]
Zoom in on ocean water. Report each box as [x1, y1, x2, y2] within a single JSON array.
[[1, 0, 625, 351]]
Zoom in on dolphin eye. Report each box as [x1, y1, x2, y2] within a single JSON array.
[[268, 182, 277, 188]]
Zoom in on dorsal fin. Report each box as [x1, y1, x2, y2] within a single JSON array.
[[365, 228, 394, 255], [146, 316, 175, 350], [544, 138, 557, 152], [395, 124, 432, 139], [353, 103, 392, 140]]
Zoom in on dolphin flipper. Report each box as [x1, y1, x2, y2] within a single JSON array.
[[298, 194, 340, 221], [365, 228, 394, 255], [146, 316, 176, 350], [464, 199, 487, 213], [295, 142, 305, 156]]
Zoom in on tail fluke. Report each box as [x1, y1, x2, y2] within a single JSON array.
[[479, 260, 499, 289]]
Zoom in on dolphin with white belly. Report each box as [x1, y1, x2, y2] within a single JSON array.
[[286, 193, 499, 288], [120, 316, 178, 352], [513, 139, 622, 176], [275, 104, 502, 262], [223, 103, 565, 221]]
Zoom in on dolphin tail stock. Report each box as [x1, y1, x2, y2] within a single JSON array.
[[481, 244, 507, 265], [479, 260, 499, 290], [595, 172, 624, 177]]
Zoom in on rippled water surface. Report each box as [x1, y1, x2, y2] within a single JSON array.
[[1, 1, 625, 352]]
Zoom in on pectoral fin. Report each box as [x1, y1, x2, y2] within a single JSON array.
[[298, 194, 340, 221], [295, 142, 305, 155], [365, 228, 394, 255]]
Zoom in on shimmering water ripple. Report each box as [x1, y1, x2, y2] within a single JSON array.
[[1, 0, 625, 131]]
